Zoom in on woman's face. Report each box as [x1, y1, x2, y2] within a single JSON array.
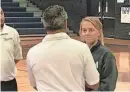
[[80, 21, 100, 45]]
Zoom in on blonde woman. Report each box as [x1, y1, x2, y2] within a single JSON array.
[[79, 17, 118, 91]]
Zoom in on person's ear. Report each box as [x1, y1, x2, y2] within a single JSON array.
[[64, 20, 67, 30]]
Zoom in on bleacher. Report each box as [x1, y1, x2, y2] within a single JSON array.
[[1, 0, 87, 36], [29, 0, 88, 34], [1, 0, 46, 35]]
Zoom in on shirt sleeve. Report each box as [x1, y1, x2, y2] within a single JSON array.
[[97, 52, 118, 91], [26, 52, 36, 87], [14, 31, 23, 60], [83, 45, 99, 85]]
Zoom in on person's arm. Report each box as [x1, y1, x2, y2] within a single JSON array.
[[15, 59, 20, 64], [33, 87, 37, 90], [26, 53, 37, 90], [97, 52, 118, 91], [14, 31, 23, 64], [83, 45, 99, 90], [85, 82, 99, 90]]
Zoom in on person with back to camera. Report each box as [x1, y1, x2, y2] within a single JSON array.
[[26, 5, 99, 91]]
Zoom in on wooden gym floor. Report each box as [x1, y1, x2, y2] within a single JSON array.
[[16, 36, 130, 91]]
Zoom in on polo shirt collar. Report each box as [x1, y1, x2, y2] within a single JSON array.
[[42, 32, 70, 42], [90, 40, 101, 53], [0, 24, 8, 35]]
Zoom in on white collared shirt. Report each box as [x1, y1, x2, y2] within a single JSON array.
[[0, 24, 23, 81], [27, 32, 99, 91]]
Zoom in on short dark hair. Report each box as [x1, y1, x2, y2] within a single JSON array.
[[43, 5, 68, 30]]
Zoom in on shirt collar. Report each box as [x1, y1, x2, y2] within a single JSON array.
[[0, 24, 8, 35], [90, 40, 101, 53], [42, 32, 70, 42]]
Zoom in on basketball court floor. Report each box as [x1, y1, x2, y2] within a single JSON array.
[[16, 36, 130, 91]]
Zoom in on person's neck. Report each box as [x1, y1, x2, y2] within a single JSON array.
[[47, 29, 66, 34], [87, 40, 98, 49], [0, 24, 4, 32]]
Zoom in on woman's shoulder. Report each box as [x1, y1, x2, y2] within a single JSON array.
[[95, 45, 115, 58], [98, 45, 112, 53], [98, 45, 115, 59]]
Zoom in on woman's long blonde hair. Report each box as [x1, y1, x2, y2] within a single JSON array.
[[79, 17, 104, 46]]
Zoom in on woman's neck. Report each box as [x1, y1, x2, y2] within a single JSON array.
[[87, 40, 98, 49]]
